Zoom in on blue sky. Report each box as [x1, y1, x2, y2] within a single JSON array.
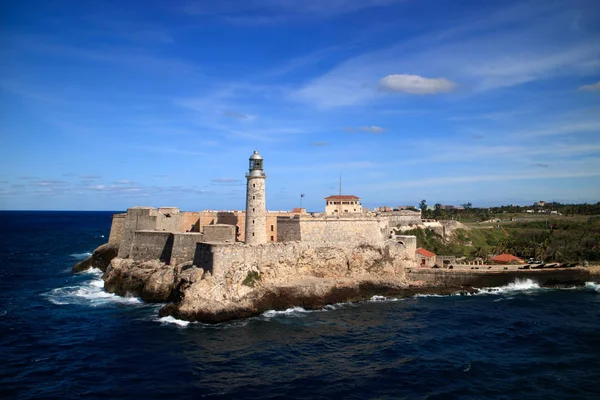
[[1, 0, 599, 211]]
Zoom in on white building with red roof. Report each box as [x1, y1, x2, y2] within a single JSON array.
[[325, 195, 363, 215], [416, 247, 437, 267]]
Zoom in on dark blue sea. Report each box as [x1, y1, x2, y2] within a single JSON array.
[[1, 211, 600, 399]]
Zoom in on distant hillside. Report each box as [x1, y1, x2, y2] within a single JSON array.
[[404, 216, 600, 263]]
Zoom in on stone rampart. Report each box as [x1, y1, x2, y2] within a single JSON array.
[[118, 207, 160, 258], [202, 224, 236, 243], [130, 230, 173, 263], [277, 215, 387, 246], [171, 233, 204, 265], [277, 216, 302, 241], [195, 239, 416, 283], [407, 267, 592, 287], [179, 212, 201, 232], [379, 210, 422, 228], [108, 213, 126, 244], [155, 207, 182, 232]]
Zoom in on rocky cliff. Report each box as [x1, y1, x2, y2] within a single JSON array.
[[103, 242, 412, 323], [72, 242, 119, 273], [77, 240, 600, 324]]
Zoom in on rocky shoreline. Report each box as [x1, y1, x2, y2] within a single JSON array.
[[73, 243, 600, 323]]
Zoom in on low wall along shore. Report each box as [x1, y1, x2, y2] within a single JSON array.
[[407, 267, 594, 287]]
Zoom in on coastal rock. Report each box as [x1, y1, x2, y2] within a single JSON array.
[[72, 242, 119, 273], [72, 256, 93, 273], [103, 258, 177, 302], [159, 242, 411, 323]]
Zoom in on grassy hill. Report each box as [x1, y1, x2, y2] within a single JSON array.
[[403, 215, 600, 263]]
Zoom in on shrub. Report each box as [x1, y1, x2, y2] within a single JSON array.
[[242, 270, 261, 287]]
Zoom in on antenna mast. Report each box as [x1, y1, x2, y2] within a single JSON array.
[[338, 175, 342, 218]]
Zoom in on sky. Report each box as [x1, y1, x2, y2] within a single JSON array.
[[1, 0, 600, 212]]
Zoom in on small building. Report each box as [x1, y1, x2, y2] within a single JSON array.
[[325, 195, 363, 215], [416, 247, 436, 267], [490, 253, 524, 265]]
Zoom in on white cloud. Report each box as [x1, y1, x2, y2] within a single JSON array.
[[184, 0, 403, 20], [211, 178, 242, 185], [378, 74, 456, 94], [360, 125, 385, 133], [291, 1, 600, 107], [579, 81, 600, 91], [367, 170, 600, 190], [223, 110, 256, 120]]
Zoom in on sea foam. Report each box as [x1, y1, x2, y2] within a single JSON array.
[[261, 306, 310, 318], [69, 252, 92, 260], [585, 282, 600, 293], [476, 278, 542, 295], [158, 316, 190, 327], [43, 270, 142, 307]]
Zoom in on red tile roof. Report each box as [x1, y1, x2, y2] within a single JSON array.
[[325, 195, 360, 200], [416, 247, 436, 258], [490, 253, 524, 263]]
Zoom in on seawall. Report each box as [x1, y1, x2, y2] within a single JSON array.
[[407, 267, 593, 287]]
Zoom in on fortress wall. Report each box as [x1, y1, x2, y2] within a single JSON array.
[[155, 208, 182, 232], [130, 231, 173, 263], [108, 213, 126, 244], [193, 244, 212, 274], [394, 235, 417, 263], [217, 211, 244, 241], [407, 268, 592, 287], [196, 239, 417, 283], [277, 217, 302, 242], [299, 217, 385, 246], [179, 212, 201, 232], [199, 243, 302, 281], [202, 224, 236, 243], [118, 208, 159, 258], [381, 212, 423, 229], [171, 233, 204, 265], [266, 215, 278, 242]]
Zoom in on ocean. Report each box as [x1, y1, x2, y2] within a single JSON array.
[[1, 211, 599, 399]]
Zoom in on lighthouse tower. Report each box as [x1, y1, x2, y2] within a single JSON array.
[[245, 150, 267, 245]]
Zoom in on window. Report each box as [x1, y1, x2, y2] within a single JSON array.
[[252, 233, 255, 237], [271, 236, 274, 241], [253, 220, 255, 224], [253, 196, 255, 200], [270, 225, 274, 231], [253, 184, 255, 187], [253, 208, 255, 212]]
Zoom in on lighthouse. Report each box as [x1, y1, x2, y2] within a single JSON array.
[[245, 150, 267, 244]]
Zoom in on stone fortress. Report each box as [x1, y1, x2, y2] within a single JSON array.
[[106, 150, 422, 274], [82, 150, 598, 322]]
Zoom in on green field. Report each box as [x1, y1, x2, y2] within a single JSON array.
[[404, 214, 600, 263]]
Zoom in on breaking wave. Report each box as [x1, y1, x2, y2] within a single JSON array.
[[42, 270, 142, 307], [261, 306, 311, 318], [475, 279, 542, 295], [69, 252, 92, 260], [585, 282, 600, 292], [158, 316, 190, 327]]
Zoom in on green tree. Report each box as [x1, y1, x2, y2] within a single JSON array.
[[419, 200, 428, 218]]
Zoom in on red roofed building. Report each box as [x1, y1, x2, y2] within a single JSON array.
[[490, 253, 525, 264], [325, 195, 362, 215], [416, 247, 437, 267]]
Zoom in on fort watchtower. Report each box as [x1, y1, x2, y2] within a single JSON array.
[[245, 150, 267, 244]]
